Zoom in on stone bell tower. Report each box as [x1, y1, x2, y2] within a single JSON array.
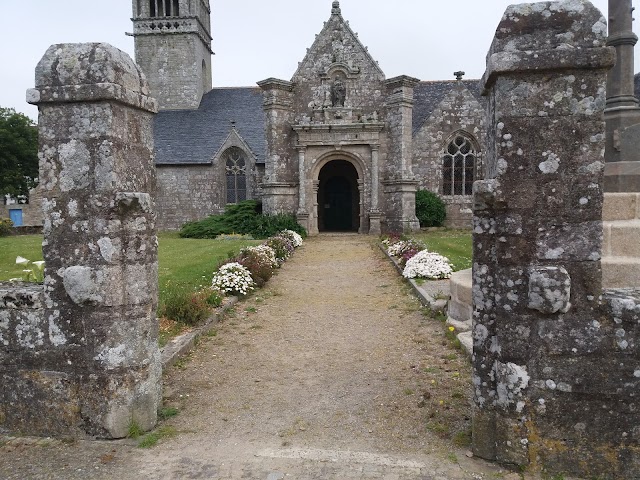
[[132, 0, 213, 110]]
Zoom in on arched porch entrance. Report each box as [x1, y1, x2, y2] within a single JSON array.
[[317, 160, 360, 232]]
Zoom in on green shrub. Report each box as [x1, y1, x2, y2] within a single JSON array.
[[252, 214, 307, 239], [160, 285, 212, 325], [415, 189, 446, 228], [179, 200, 307, 240], [0, 218, 13, 237]]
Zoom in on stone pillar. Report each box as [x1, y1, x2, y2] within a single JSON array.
[[21, 43, 161, 438], [369, 144, 381, 234], [295, 146, 310, 231], [258, 78, 298, 214], [472, 3, 625, 477], [604, 0, 640, 191], [383, 75, 420, 233]]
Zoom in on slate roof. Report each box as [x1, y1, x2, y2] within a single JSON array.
[[412, 79, 484, 135], [154, 87, 266, 165]]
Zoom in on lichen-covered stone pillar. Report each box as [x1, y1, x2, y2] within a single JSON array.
[[295, 145, 310, 232], [258, 78, 298, 214], [604, 0, 640, 191], [369, 144, 381, 235], [472, 2, 628, 477], [383, 75, 420, 233], [21, 43, 161, 438]]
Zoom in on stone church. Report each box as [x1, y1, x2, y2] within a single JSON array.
[[131, 0, 639, 234], [132, 0, 486, 233]]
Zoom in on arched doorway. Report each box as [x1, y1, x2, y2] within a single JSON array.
[[317, 160, 360, 232]]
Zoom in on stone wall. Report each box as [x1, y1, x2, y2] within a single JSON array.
[[471, 3, 638, 478], [0, 43, 162, 439], [413, 83, 486, 229]]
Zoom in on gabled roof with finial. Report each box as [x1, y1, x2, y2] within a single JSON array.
[[291, 0, 385, 81]]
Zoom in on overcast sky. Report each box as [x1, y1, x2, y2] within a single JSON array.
[[1, 0, 637, 120]]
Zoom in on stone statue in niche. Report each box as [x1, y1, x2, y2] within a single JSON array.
[[331, 78, 346, 107]]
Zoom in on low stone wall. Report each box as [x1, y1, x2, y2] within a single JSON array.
[[446, 268, 472, 355]]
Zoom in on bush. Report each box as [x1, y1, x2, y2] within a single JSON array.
[[179, 201, 307, 240], [402, 250, 453, 280], [180, 201, 260, 239], [212, 262, 255, 296], [236, 245, 278, 287], [278, 229, 304, 247], [265, 236, 294, 264], [160, 286, 213, 326], [0, 218, 13, 237], [415, 190, 446, 228]]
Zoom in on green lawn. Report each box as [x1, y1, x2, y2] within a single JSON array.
[[0, 234, 43, 281], [0, 232, 259, 304], [408, 229, 472, 272]]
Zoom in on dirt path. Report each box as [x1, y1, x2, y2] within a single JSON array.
[[0, 235, 509, 479]]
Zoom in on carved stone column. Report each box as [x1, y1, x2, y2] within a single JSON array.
[[257, 78, 297, 214], [383, 75, 420, 233], [295, 145, 310, 232], [369, 144, 382, 234]]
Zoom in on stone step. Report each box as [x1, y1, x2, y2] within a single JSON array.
[[602, 219, 640, 257], [446, 317, 472, 333], [457, 331, 473, 359], [603, 192, 640, 221], [450, 268, 472, 305], [602, 256, 640, 289]]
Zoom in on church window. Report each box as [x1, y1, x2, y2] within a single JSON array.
[[442, 135, 476, 196], [224, 147, 248, 204], [150, 0, 178, 17]]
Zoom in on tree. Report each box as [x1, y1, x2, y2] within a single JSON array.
[[0, 107, 38, 201]]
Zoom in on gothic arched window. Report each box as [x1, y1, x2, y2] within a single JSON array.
[[224, 147, 247, 204], [442, 135, 476, 196]]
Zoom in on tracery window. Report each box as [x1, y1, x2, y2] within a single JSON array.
[[442, 135, 476, 196], [224, 147, 247, 204]]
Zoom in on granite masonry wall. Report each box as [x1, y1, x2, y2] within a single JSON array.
[[471, 2, 639, 478], [413, 83, 486, 228], [0, 43, 162, 439]]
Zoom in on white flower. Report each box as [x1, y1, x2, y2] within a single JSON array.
[[16, 256, 29, 265], [403, 251, 453, 280], [280, 230, 304, 248], [212, 262, 255, 296]]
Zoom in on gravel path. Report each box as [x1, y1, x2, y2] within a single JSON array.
[[0, 235, 511, 479]]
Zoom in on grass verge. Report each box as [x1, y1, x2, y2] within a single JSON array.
[[408, 229, 472, 272]]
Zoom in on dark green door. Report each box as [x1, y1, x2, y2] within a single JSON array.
[[324, 176, 352, 231]]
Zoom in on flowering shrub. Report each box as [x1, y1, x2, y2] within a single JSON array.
[[161, 286, 213, 325], [402, 250, 453, 280], [236, 245, 278, 287], [265, 236, 295, 264], [0, 218, 13, 237], [212, 262, 255, 296], [279, 229, 304, 248], [400, 247, 421, 267], [387, 239, 425, 258]]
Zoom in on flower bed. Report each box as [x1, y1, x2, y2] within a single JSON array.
[[382, 234, 453, 280]]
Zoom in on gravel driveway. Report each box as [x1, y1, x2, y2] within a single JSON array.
[[0, 235, 514, 480]]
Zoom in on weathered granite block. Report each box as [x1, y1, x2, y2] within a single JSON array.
[[0, 43, 162, 439], [471, 2, 637, 478]]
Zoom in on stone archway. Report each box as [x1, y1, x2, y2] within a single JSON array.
[[317, 160, 361, 233]]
